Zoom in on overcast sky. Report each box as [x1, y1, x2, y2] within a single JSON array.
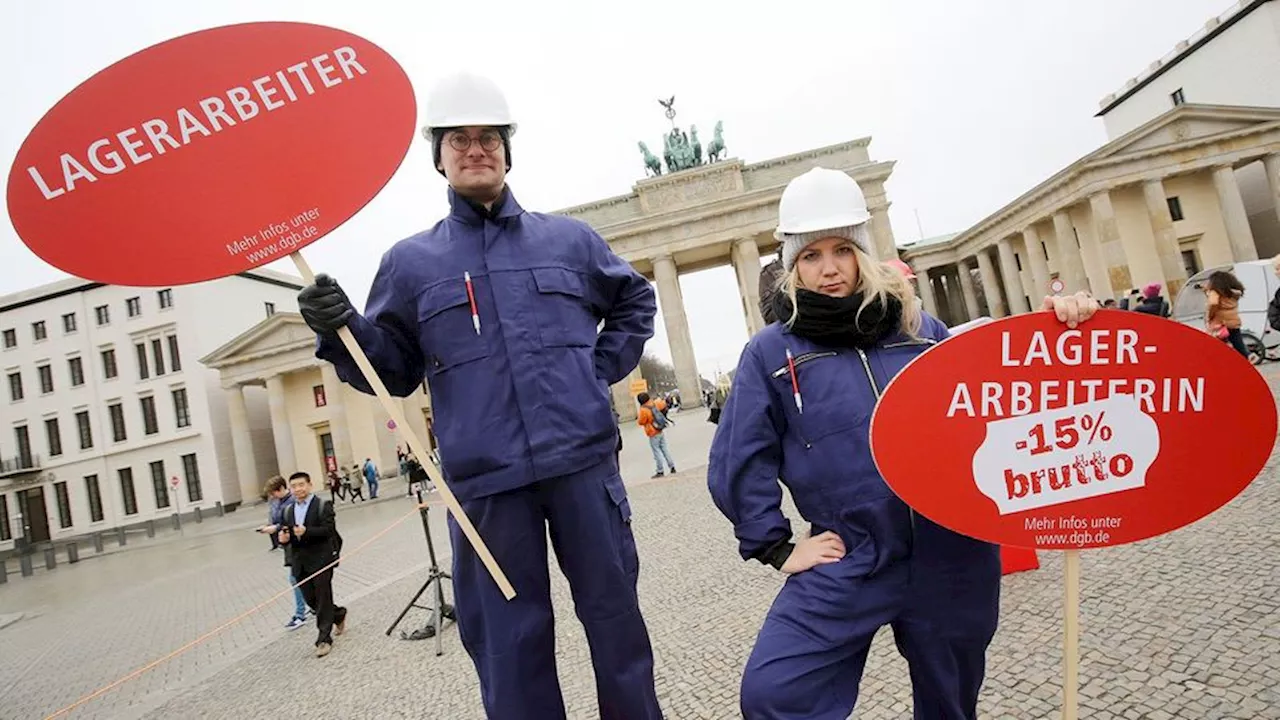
[[1, 0, 1232, 378]]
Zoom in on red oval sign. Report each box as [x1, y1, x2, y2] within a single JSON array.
[[870, 310, 1276, 549], [5, 22, 416, 286]]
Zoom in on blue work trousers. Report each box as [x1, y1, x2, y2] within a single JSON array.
[[740, 555, 998, 719], [447, 459, 663, 720]]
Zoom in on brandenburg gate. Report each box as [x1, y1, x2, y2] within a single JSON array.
[[555, 104, 902, 420]]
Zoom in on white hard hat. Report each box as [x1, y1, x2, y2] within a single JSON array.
[[774, 167, 871, 238], [420, 72, 517, 139]]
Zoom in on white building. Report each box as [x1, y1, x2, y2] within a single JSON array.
[[0, 270, 302, 550], [1097, 0, 1280, 255]]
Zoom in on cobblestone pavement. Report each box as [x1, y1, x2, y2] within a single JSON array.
[[3, 389, 1279, 718]]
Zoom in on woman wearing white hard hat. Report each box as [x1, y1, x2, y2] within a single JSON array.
[[708, 167, 1097, 719]]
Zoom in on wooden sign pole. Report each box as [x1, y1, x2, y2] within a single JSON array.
[[1062, 549, 1081, 719], [291, 252, 515, 600]]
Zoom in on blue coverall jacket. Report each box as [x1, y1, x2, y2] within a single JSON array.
[[708, 312, 1001, 719], [315, 188, 656, 500]]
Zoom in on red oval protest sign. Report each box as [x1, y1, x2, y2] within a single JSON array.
[[6, 22, 416, 286], [870, 310, 1276, 549]]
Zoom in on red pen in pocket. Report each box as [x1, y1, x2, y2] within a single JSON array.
[[785, 348, 803, 414], [464, 271, 480, 335]]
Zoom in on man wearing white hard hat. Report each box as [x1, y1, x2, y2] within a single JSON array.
[[297, 72, 662, 719]]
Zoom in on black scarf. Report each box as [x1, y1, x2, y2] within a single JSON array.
[[770, 288, 903, 349]]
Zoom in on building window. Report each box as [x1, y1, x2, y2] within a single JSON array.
[[2, 329, 15, 348], [182, 453, 203, 502], [45, 417, 62, 457], [158, 289, 173, 309], [141, 396, 159, 435], [172, 388, 191, 428], [126, 297, 141, 317], [15, 425, 32, 467], [0, 495, 10, 540], [95, 305, 110, 326], [1182, 249, 1202, 277], [150, 460, 169, 509], [1014, 254, 1023, 272], [136, 343, 149, 380], [109, 402, 126, 442], [68, 356, 84, 387], [1171, 88, 1185, 106], [32, 321, 46, 341], [76, 410, 93, 449], [167, 335, 182, 372], [101, 348, 118, 379], [54, 481, 72, 528], [38, 364, 53, 394], [265, 302, 276, 317], [85, 475, 104, 522], [151, 339, 166, 376], [1167, 196, 1184, 222], [313, 385, 327, 407], [119, 468, 138, 515], [8, 371, 23, 402], [62, 313, 77, 334]]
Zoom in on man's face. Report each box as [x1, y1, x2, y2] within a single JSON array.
[[439, 126, 506, 202], [289, 477, 312, 501]]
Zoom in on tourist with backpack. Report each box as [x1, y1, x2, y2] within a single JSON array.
[[636, 392, 677, 478]]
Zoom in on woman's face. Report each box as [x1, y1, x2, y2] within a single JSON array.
[[796, 236, 860, 298]]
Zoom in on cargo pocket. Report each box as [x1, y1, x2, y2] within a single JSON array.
[[531, 267, 596, 348], [416, 280, 491, 375], [603, 472, 640, 579]]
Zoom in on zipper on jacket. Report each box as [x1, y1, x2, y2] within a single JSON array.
[[855, 347, 918, 557]]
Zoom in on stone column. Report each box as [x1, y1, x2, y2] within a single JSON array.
[[1089, 190, 1129, 294], [1023, 225, 1052, 300], [731, 238, 766, 336], [402, 394, 432, 454], [612, 364, 643, 422], [997, 237, 1031, 314], [225, 385, 259, 505], [931, 274, 953, 324], [652, 254, 703, 408], [943, 267, 968, 324], [976, 249, 1007, 317], [867, 204, 898, 262], [320, 364, 353, 468], [1265, 153, 1280, 230], [956, 260, 982, 319], [916, 268, 940, 318], [1212, 165, 1259, 261], [264, 374, 296, 477], [1051, 211, 1089, 294], [1142, 177, 1189, 297]]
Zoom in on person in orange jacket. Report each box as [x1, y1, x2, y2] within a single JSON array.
[[636, 392, 676, 478]]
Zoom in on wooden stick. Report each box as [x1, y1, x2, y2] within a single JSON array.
[[290, 252, 515, 600], [1062, 549, 1080, 720]]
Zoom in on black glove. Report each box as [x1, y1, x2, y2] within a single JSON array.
[[298, 274, 355, 333]]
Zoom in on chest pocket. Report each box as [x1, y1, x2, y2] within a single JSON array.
[[531, 267, 597, 348], [416, 281, 491, 375], [771, 351, 874, 444]]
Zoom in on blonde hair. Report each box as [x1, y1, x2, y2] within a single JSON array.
[[777, 244, 923, 339]]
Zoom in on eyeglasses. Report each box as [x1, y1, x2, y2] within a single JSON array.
[[446, 130, 503, 153]]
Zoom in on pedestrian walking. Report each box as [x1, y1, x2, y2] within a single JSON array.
[[277, 471, 347, 658], [636, 392, 676, 478], [257, 475, 311, 630]]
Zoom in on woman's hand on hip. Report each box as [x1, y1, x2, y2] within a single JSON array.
[[1041, 290, 1100, 329], [781, 531, 846, 574]]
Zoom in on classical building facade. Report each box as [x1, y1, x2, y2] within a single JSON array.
[[556, 138, 900, 419], [0, 270, 302, 551], [199, 312, 431, 503], [902, 105, 1280, 326], [902, 0, 1280, 326]]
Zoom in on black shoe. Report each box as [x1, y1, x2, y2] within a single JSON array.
[[651, 472, 664, 479]]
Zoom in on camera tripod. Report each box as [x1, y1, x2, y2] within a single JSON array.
[[385, 485, 456, 656]]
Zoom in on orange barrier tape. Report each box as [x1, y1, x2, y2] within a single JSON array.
[[43, 503, 428, 720]]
